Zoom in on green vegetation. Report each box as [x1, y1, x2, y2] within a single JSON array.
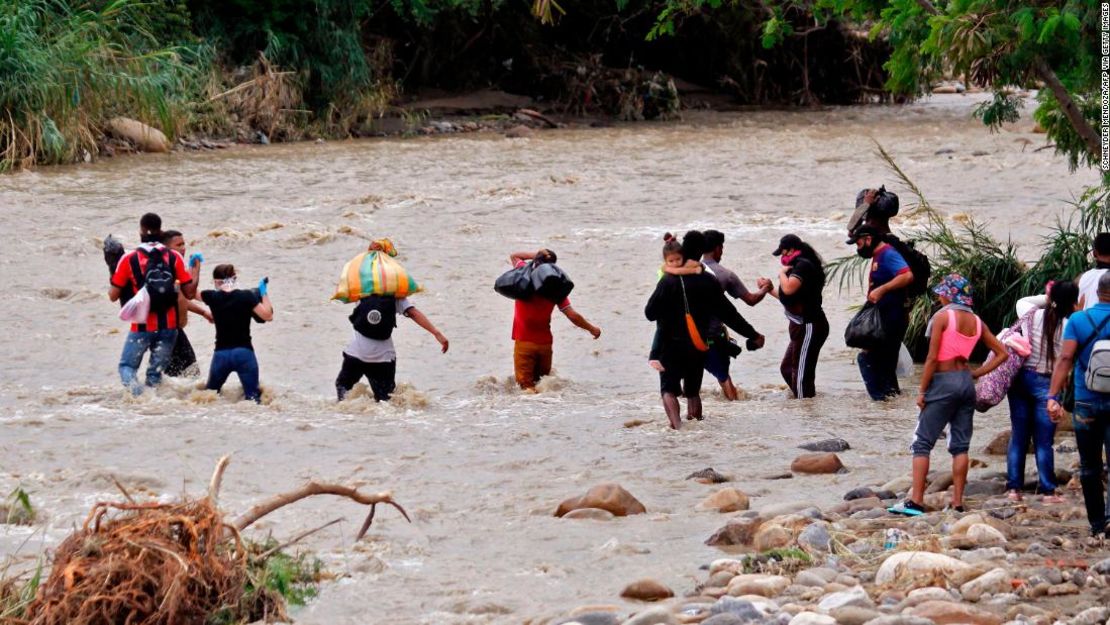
[[207, 539, 323, 624], [1, 0, 1104, 174], [651, 0, 1103, 174], [0, 0, 206, 171], [2, 487, 35, 526], [0, 561, 43, 622]]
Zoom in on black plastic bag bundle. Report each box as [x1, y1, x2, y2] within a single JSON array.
[[844, 304, 887, 350], [494, 263, 534, 300], [494, 262, 575, 303], [531, 263, 574, 303]]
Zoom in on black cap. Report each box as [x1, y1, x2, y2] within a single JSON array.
[[772, 234, 803, 256], [846, 224, 881, 245]]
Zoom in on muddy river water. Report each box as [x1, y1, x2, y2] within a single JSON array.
[[0, 94, 1101, 624]]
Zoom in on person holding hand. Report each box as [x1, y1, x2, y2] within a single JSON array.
[[201, 264, 273, 403]]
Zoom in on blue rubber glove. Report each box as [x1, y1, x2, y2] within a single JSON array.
[[188, 252, 204, 268], [258, 277, 269, 297]]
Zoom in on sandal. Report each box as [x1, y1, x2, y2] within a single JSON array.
[[1006, 490, 1023, 502], [1042, 493, 1065, 504]]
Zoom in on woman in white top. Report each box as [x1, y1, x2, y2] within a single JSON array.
[[1005, 281, 1080, 502]]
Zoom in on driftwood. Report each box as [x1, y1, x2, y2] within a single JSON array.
[[233, 482, 411, 541], [5, 456, 407, 625]]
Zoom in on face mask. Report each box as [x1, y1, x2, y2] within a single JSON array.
[[780, 250, 801, 266], [217, 276, 238, 291]]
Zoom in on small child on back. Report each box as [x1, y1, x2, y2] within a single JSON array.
[[649, 233, 701, 372]]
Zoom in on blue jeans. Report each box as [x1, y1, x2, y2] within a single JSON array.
[[1006, 369, 1057, 493], [1072, 395, 1110, 535], [207, 347, 261, 402], [118, 329, 178, 395]]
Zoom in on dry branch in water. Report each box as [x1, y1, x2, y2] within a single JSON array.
[[233, 482, 411, 541], [4, 456, 408, 625]]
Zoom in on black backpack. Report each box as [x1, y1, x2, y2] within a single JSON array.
[[350, 295, 397, 340], [883, 234, 931, 298], [131, 247, 178, 312]]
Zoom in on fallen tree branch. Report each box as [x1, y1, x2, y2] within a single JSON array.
[[208, 455, 231, 504], [232, 482, 411, 541]]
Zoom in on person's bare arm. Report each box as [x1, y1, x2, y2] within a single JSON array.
[[562, 306, 601, 339], [1047, 339, 1077, 422], [188, 299, 213, 323], [778, 269, 802, 297], [917, 313, 945, 409], [405, 307, 449, 353], [738, 286, 769, 306], [109, 285, 122, 302], [972, 326, 1009, 379], [868, 271, 913, 304], [253, 295, 274, 322], [662, 261, 702, 276], [509, 251, 535, 265]]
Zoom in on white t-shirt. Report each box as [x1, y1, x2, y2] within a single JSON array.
[[1079, 268, 1106, 310], [343, 298, 414, 363], [1015, 295, 1067, 375]]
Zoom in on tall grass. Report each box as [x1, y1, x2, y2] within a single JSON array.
[[830, 143, 1110, 358], [0, 0, 207, 170]]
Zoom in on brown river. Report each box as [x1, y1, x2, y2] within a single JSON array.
[[0, 94, 1101, 624]]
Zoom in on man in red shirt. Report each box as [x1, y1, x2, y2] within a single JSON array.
[[509, 249, 601, 391], [109, 238, 196, 394]]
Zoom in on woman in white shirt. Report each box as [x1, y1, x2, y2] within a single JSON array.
[[1006, 281, 1080, 502]]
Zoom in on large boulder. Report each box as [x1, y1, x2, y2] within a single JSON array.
[[697, 488, 751, 513], [790, 453, 844, 475], [106, 117, 170, 153], [909, 601, 1002, 625], [875, 552, 971, 585], [620, 579, 674, 602], [555, 483, 646, 517], [706, 518, 762, 547]]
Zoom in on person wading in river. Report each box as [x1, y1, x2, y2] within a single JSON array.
[[890, 274, 1007, 516], [160, 229, 211, 378], [700, 229, 770, 400], [759, 234, 829, 399], [645, 231, 764, 429], [335, 241, 450, 402], [201, 264, 273, 403], [108, 227, 196, 395], [508, 249, 601, 392], [848, 224, 914, 400]]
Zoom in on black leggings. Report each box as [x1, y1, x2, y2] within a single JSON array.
[[336, 354, 396, 401], [781, 314, 829, 398]]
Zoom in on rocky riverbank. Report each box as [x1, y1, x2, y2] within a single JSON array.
[[539, 439, 1110, 625]]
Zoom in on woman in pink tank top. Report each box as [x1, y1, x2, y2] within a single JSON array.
[[889, 274, 1008, 516]]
